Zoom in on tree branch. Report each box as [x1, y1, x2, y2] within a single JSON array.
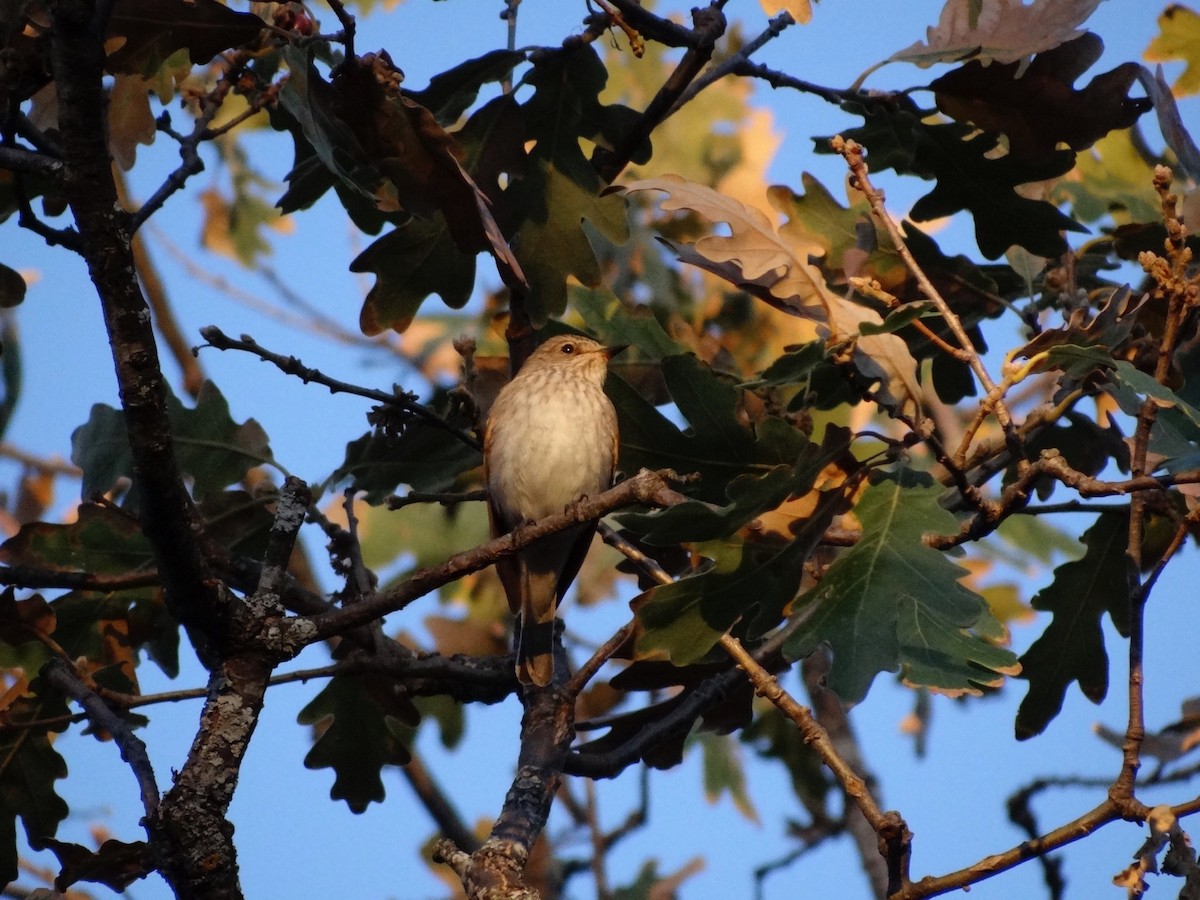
[[198, 325, 480, 450], [43, 659, 160, 820], [47, 0, 227, 670], [592, 4, 726, 183], [266, 469, 692, 650]]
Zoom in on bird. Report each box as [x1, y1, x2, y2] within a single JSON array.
[[483, 334, 623, 686]]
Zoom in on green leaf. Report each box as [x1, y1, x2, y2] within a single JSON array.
[[70, 381, 274, 503], [104, 0, 265, 75], [509, 158, 629, 325], [572, 288, 687, 360], [405, 49, 525, 124], [743, 704, 833, 811], [619, 424, 852, 545], [771, 173, 907, 288], [1056, 130, 1161, 224], [277, 46, 392, 208], [351, 217, 476, 335], [753, 341, 829, 389], [610, 355, 808, 504], [784, 468, 1019, 703], [816, 96, 1086, 259], [696, 732, 758, 823], [0, 313, 22, 441], [333, 421, 481, 505], [0, 503, 155, 577], [349, 497, 489, 574], [297, 676, 412, 813], [504, 46, 635, 324], [0, 680, 70, 884], [1037, 342, 1200, 468], [636, 481, 847, 665], [1015, 512, 1133, 738]]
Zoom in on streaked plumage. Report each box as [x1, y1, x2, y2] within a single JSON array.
[[483, 335, 621, 686]]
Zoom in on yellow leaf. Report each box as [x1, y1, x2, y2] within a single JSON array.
[[1145, 4, 1200, 96], [758, 0, 812, 24]]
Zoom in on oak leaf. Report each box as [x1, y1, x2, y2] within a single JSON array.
[[1145, 4, 1200, 97], [932, 34, 1150, 165], [888, 0, 1102, 75], [623, 175, 920, 416]]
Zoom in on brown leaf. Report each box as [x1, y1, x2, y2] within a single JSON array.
[[888, 0, 1102, 73], [331, 52, 525, 289], [0, 587, 55, 647], [44, 837, 150, 892], [624, 175, 920, 416], [107, 75, 156, 170], [423, 615, 507, 658], [933, 34, 1151, 165]]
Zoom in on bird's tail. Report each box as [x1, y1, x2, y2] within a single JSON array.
[[516, 598, 556, 686]]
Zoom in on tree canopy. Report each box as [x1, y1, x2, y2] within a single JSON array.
[[1, 1, 1199, 898]]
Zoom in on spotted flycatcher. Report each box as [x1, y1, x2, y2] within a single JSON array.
[[484, 335, 623, 686]]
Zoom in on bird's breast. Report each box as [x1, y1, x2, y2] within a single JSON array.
[[487, 384, 616, 523]]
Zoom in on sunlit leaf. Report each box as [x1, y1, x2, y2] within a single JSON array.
[[886, 0, 1101, 73], [784, 468, 1020, 702], [1145, 4, 1200, 96], [623, 175, 921, 415]]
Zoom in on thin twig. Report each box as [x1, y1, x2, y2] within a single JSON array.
[[667, 11, 795, 116], [43, 659, 161, 819], [720, 634, 907, 891], [266, 469, 693, 649], [197, 325, 481, 450], [833, 137, 1027, 473], [323, 0, 356, 68]]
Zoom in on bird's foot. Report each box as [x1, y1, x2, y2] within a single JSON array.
[[565, 494, 593, 520]]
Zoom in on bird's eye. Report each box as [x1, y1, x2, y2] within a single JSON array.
[[560, 342, 576, 355]]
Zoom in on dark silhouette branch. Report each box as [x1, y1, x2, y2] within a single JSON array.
[[267, 469, 692, 650], [198, 325, 481, 450], [592, 4, 727, 183], [43, 659, 161, 820], [47, 0, 227, 669]]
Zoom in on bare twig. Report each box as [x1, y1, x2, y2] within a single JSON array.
[[265, 469, 693, 650], [197, 325, 481, 449], [44, 659, 161, 819], [668, 10, 795, 115], [833, 137, 1026, 473], [591, 4, 727, 183]]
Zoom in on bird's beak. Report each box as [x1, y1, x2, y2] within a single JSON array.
[[604, 344, 629, 360]]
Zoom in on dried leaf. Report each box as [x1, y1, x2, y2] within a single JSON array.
[[107, 75, 156, 170], [623, 175, 920, 415], [888, 0, 1102, 74], [758, 1, 811, 24]]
